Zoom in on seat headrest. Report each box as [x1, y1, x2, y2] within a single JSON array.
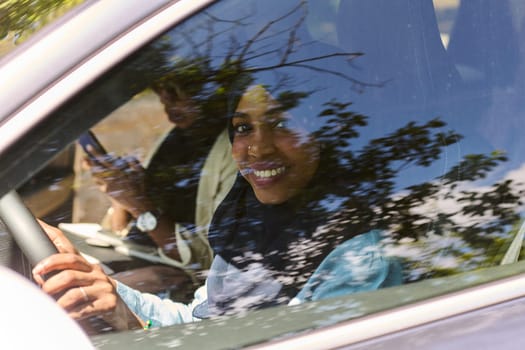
[[336, 0, 460, 104], [447, 0, 519, 87]]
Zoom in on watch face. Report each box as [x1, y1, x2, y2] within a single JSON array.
[[137, 211, 158, 232]]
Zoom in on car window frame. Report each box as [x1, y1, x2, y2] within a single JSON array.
[[88, 262, 525, 349]]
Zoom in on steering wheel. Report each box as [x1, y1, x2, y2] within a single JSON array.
[[0, 190, 115, 333], [0, 190, 58, 270]]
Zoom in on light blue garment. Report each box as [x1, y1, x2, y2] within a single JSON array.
[[290, 230, 402, 304], [116, 230, 402, 327], [116, 282, 206, 326], [194, 254, 283, 318]]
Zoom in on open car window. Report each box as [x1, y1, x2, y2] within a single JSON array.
[[11, 0, 525, 345]]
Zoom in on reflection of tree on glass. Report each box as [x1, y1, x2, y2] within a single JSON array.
[[312, 103, 523, 280], [200, 85, 402, 315], [32, 82, 403, 329], [0, 0, 84, 44], [29, 0, 525, 331]]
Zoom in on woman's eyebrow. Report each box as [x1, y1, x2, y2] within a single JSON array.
[[267, 107, 281, 114], [232, 112, 249, 119], [267, 106, 288, 118]]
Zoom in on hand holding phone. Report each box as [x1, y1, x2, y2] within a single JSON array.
[[78, 131, 146, 211], [78, 130, 107, 159]]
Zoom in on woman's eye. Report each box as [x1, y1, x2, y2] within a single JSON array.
[[274, 119, 289, 130], [234, 123, 251, 134]]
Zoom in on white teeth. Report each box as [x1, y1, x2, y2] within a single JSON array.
[[254, 167, 285, 178]]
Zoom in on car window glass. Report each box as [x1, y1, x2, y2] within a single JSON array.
[[17, 0, 525, 336]]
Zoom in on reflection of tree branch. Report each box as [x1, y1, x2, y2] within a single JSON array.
[[280, 4, 307, 65], [241, 44, 283, 62], [150, 4, 525, 280], [243, 53, 384, 89], [180, 30, 199, 54], [291, 63, 383, 90], [238, 1, 306, 62], [204, 18, 214, 58], [203, 11, 250, 25], [178, 15, 244, 62], [189, 2, 382, 92]]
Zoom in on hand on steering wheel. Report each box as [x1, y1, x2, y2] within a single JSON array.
[[32, 222, 142, 332], [0, 190, 143, 333]]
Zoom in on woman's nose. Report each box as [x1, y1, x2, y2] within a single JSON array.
[[248, 128, 276, 157]]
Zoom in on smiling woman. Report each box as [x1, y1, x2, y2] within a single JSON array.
[[204, 76, 403, 314]]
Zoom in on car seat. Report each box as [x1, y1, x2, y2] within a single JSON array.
[[335, 0, 462, 111], [447, 0, 520, 90]]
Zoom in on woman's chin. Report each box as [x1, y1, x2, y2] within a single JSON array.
[[253, 189, 294, 205]]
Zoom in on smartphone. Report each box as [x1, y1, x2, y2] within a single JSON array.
[[78, 130, 107, 158]]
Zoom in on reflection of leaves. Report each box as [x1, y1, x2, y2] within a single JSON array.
[[365, 119, 460, 169], [275, 91, 310, 111], [316, 101, 368, 148], [0, 0, 84, 42], [457, 179, 523, 237], [311, 100, 522, 280], [441, 151, 508, 186], [121, 0, 524, 281]]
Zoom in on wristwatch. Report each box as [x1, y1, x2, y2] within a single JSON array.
[[136, 210, 160, 232]]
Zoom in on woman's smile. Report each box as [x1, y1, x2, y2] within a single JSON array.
[[253, 166, 285, 179], [246, 163, 287, 187]]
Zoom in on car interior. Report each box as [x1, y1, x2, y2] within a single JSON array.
[[1, 0, 525, 343]]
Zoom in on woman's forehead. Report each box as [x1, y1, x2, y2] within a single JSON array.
[[234, 84, 319, 137], [236, 85, 281, 112]]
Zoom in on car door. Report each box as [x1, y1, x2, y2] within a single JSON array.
[[2, 0, 525, 349]]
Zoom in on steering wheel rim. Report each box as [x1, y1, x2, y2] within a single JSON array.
[[0, 190, 58, 269]]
